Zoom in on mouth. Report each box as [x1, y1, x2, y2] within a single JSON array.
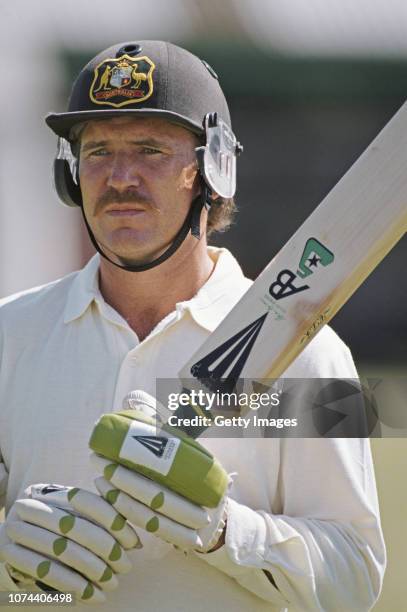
[[104, 205, 148, 217]]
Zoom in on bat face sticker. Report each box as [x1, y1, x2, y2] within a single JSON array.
[[269, 238, 335, 301], [190, 313, 268, 392], [297, 238, 335, 279], [190, 238, 335, 390]]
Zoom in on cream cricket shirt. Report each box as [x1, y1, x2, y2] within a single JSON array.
[[0, 248, 385, 611]]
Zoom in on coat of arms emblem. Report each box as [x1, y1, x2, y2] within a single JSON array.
[[89, 54, 155, 107]]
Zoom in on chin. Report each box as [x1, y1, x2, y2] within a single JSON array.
[[104, 230, 151, 253], [105, 241, 158, 265], [116, 243, 172, 267], [99, 231, 172, 267]]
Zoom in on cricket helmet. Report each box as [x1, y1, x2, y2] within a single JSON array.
[[46, 41, 242, 272], [47, 40, 242, 207]]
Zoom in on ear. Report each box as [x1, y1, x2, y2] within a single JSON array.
[[182, 162, 200, 191]]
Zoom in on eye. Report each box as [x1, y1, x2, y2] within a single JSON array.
[[88, 148, 109, 157], [141, 147, 163, 156]]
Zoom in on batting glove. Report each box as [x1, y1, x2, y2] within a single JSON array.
[[91, 454, 229, 553], [0, 484, 141, 604]]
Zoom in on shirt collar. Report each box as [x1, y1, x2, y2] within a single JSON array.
[[64, 248, 252, 332], [178, 247, 252, 332], [64, 254, 102, 324]]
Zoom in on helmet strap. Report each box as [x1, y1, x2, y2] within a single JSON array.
[[79, 184, 210, 273]]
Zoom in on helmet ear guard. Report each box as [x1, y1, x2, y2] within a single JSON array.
[[53, 138, 82, 208], [196, 113, 243, 199]]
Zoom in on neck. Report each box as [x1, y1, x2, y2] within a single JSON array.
[[98, 235, 214, 341]]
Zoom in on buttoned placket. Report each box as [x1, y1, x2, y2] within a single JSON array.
[[62, 250, 251, 418], [93, 298, 188, 412]]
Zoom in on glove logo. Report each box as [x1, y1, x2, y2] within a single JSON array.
[[38, 484, 69, 495], [90, 54, 155, 108], [122, 421, 181, 475], [132, 435, 168, 458]]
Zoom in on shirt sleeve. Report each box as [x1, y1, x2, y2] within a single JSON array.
[[0, 456, 7, 511], [200, 437, 386, 611], [0, 455, 19, 591], [197, 329, 386, 611], [0, 312, 22, 591], [0, 317, 7, 511]]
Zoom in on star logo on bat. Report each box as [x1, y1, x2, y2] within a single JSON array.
[[307, 254, 321, 268], [297, 238, 334, 279]]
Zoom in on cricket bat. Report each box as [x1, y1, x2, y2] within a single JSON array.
[[90, 104, 406, 504], [89, 103, 406, 511], [175, 101, 407, 420]]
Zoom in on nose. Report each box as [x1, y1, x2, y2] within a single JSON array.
[[106, 153, 141, 191]]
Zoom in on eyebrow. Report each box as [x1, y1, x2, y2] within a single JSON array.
[[81, 137, 171, 152]]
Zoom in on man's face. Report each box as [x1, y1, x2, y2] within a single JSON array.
[[78, 116, 201, 266]]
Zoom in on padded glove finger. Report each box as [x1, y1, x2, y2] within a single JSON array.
[[1, 543, 105, 604], [91, 454, 209, 529], [15, 499, 131, 574], [30, 484, 140, 550], [95, 477, 202, 549], [6, 521, 118, 591]]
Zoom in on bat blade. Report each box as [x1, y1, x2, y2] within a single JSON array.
[[179, 101, 407, 394]]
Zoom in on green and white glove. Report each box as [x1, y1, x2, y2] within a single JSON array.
[[89, 394, 229, 508], [0, 484, 141, 604], [91, 454, 230, 553]]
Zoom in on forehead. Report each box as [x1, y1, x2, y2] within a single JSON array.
[[79, 116, 198, 145]]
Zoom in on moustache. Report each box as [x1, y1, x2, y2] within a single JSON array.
[[95, 188, 153, 213]]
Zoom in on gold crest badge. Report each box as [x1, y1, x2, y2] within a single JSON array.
[[89, 54, 155, 107]]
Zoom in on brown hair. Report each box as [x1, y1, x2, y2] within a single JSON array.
[[207, 197, 237, 237]]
